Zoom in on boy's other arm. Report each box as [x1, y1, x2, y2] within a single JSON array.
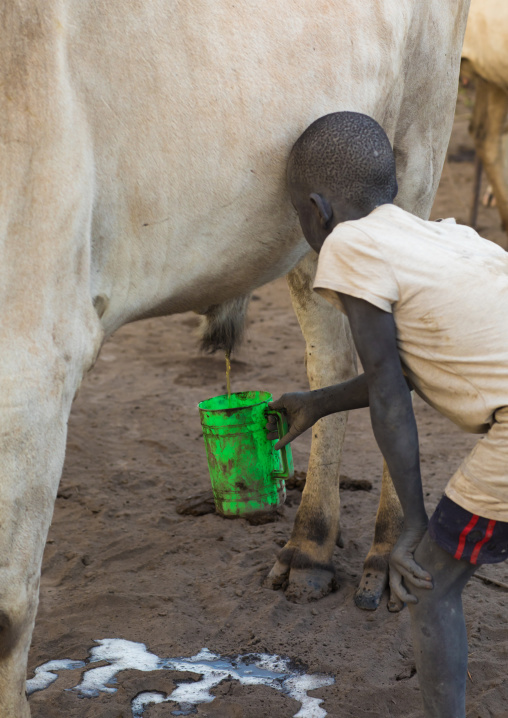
[[339, 293, 432, 602]]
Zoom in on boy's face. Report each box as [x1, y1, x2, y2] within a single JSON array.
[[292, 188, 366, 253], [294, 195, 331, 253]]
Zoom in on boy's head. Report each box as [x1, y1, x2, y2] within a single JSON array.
[[288, 111, 398, 252]]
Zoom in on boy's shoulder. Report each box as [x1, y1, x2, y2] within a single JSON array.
[[331, 204, 429, 240], [329, 202, 508, 270], [360, 203, 456, 230], [334, 203, 478, 249], [329, 204, 430, 249]]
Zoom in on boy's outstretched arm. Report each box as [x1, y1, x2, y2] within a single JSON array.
[[267, 374, 370, 449], [339, 293, 432, 602]]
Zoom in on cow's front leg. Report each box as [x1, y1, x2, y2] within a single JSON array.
[[0, 334, 101, 716], [354, 460, 404, 611], [264, 252, 356, 602], [0, 358, 74, 717]]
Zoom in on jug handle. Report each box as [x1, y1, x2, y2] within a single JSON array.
[[267, 409, 294, 480]]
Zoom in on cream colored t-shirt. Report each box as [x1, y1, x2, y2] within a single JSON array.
[[313, 203, 508, 435]]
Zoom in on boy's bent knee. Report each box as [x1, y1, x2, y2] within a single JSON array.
[[411, 533, 477, 603]]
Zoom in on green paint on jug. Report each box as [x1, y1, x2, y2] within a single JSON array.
[[198, 390, 294, 517]]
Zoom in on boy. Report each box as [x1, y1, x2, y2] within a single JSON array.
[[268, 111, 508, 718]]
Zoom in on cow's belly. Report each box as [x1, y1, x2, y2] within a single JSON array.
[[67, 0, 452, 334]]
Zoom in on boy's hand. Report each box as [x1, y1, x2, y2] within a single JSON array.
[[266, 392, 322, 449], [389, 525, 433, 605]]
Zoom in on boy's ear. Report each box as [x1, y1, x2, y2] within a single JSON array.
[[309, 193, 333, 227]]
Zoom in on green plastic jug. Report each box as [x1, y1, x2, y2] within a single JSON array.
[[198, 390, 294, 518]]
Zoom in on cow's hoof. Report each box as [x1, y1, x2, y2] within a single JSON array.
[[355, 565, 404, 612], [284, 567, 338, 603], [262, 558, 289, 591], [263, 556, 337, 602], [354, 566, 388, 611]]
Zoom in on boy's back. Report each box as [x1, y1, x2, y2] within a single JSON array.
[[314, 203, 508, 433]]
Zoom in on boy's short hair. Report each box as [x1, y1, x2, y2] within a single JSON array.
[[288, 112, 398, 210]]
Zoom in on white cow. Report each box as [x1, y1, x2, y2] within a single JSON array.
[[462, 0, 508, 244], [1, 1, 469, 715]]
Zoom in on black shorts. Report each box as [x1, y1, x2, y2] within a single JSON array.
[[428, 495, 508, 565]]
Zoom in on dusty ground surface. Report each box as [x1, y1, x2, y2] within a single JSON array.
[[28, 91, 508, 718]]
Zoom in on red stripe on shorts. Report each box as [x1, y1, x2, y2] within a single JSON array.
[[470, 519, 497, 565], [454, 514, 479, 560]]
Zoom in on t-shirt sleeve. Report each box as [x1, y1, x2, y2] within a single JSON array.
[[313, 224, 399, 314]]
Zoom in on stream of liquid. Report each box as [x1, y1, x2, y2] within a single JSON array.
[[225, 352, 232, 402]]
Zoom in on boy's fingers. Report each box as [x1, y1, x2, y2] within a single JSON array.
[[401, 592, 418, 605], [408, 562, 432, 582], [274, 427, 300, 450], [387, 593, 405, 613], [266, 430, 279, 441], [393, 560, 433, 592], [390, 572, 417, 605], [274, 435, 291, 451], [268, 399, 285, 411], [402, 559, 433, 585], [404, 576, 433, 590]]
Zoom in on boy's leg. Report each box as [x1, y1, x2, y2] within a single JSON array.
[[408, 533, 477, 718], [408, 412, 508, 717]]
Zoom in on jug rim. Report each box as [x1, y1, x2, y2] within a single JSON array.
[[198, 390, 272, 412]]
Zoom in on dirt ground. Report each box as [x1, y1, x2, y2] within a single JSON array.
[[28, 90, 508, 718]]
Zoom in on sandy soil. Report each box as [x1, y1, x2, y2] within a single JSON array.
[[28, 91, 508, 718]]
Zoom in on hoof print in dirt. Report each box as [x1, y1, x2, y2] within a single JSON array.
[[339, 475, 373, 492], [175, 491, 283, 524], [176, 490, 217, 516], [243, 507, 284, 525], [286, 471, 372, 493]]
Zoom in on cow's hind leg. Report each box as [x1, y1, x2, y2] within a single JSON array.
[[264, 252, 356, 602], [470, 78, 508, 245], [264, 252, 404, 607], [354, 461, 404, 611]]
